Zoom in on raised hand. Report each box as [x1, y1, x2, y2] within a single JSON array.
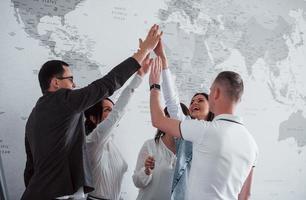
[[133, 24, 163, 65], [149, 56, 163, 86], [140, 24, 163, 52], [137, 54, 153, 77], [144, 155, 155, 175], [154, 39, 168, 69]]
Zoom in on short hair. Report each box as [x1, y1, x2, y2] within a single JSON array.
[[38, 60, 69, 93], [214, 71, 244, 102]]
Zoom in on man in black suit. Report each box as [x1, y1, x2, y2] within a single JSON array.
[[22, 24, 162, 200]]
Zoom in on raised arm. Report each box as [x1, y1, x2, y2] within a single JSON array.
[[87, 57, 151, 143], [63, 24, 162, 113], [150, 57, 181, 138], [154, 40, 187, 121]]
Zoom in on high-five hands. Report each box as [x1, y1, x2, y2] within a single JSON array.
[[154, 39, 168, 69], [139, 24, 163, 53], [133, 24, 163, 64], [149, 56, 163, 86]]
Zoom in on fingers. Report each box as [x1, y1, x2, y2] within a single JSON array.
[[144, 54, 150, 63], [148, 24, 157, 37], [154, 56, 162, 75], [138, 38, 143, 46], [158, 30, 163, 38], [154, 58, 159, 74], [149, 24, 160, 37], [149, 57, 161, 76], [144, 168, 151, 175], [141, 24, 163, 53], [149, 56, 163, 85], [149, 58, 154, 66], [148, 25, 162, 41], [158, 56, 162, 71], [145, 156, 155, 170]]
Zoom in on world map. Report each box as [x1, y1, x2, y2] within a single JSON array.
[[0, 0, 305, 199]]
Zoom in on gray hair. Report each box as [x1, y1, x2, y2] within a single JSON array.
[[214, 71, 244, 102]]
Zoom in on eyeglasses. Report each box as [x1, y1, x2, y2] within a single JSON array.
[[56, 76, 74, 83]]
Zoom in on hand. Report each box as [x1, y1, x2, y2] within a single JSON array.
[[137, 54, 153, 77], [149, 56, 162, 86], [154, 39, 168, 69], [139, 24, 163, 53], [132, 24, 163, 65], [144, 155, 155, 175]]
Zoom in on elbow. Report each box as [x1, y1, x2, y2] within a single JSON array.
[[151, 117, 162, 130], [151, 118, 159, 128], [132, 175, 145, 189], [238, 192, 251, 200]]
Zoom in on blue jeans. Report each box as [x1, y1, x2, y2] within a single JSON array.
[[171, 139, 192, 200]]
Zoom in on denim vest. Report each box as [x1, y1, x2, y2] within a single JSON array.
[[171, 138, 193, 200]]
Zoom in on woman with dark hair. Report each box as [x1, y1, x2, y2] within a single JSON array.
[[133, 103, 189, 200], [84, 97, 114, 135], [84, 58, 151, 200], [154, 40, 214, 200]]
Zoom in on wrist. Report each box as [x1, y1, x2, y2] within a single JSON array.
[[133, 48, 150, 64], [139, 47, 150, 55], [150, 83, 161, 91], [160, 57, 168, 69], [137, 70, 144, 77]]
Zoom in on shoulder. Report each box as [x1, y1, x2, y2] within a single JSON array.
[[143, 138, 156, 146], [140, 139, 159, 151], [181, 119, 214, 131]]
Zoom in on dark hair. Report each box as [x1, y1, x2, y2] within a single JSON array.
[[38, 60, 69, 93], [192, 92, 214, 121], [214, 71, 244, 102], [84, 98, 114, 135], [154, 103, 190, 143]]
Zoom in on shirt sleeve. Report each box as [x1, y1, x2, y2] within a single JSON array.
[[63, 57, 141, 113], [132, 141, 153, 188], [252, 143, 259, 167], [180, 119, 210, 143], [161, 68, 187, 121], [24, 135, 34, 187], [86, 74, 142, 144]]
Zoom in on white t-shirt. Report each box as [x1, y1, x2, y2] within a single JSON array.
[[180, 114, 258, 200]]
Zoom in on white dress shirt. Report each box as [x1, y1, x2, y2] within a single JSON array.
[[133, 139, 177, 200], [86, 74, 142, 200], [56, 187, 85, 200], [161, 68, 190, 121]]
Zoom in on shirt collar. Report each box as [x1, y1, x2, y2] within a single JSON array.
[[213, 114, 243, 124]]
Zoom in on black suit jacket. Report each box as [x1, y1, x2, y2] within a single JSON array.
[[22, 57, 140, 200]]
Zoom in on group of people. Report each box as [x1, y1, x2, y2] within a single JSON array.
[[23, 24, 258, 200]]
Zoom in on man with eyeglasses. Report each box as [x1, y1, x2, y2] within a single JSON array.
[[22, 24, 162, 200]]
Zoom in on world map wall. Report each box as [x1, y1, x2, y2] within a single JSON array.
[[0, 0, 306, 199]]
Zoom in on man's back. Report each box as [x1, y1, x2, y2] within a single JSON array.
[[180, 114, 258, 200], [24, 90, 93, 199], [22, 57, 142, 199]]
